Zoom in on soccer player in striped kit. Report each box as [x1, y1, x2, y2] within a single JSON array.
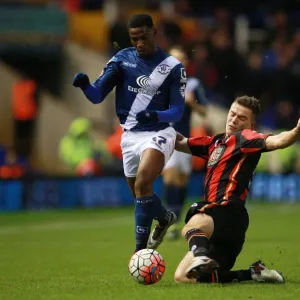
[[172, 96, 300, 283]]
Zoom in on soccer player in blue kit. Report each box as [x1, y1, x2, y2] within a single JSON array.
[[72, 14, 186, 253], [163, 46, 208, 240]]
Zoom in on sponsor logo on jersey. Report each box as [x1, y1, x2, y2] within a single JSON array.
[[136, 75, 150, 88], [128, 86, 161, 95], [128, 75, 161, 95], [157, 64, 171, 75], [122, 61, 137, 68], [207, 145, 226, 167]]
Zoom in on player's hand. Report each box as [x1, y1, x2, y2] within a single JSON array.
[[176, 132, 185, 142], [73, 73, 90, 90], [136, 110, 159, 125]]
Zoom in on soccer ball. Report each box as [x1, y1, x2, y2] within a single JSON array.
[[128, 249, 166, 285]]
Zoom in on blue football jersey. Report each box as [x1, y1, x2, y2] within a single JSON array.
[[173, 77, 208, 136], [93, 47, 186, 131]]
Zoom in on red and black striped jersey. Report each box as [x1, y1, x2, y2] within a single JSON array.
[[188, 129, 272, 204]]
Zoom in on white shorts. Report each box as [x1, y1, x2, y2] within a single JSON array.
[[164, 150, 192, 175], [121, 127, 176, 177]]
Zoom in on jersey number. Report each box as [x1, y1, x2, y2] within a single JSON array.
[[152, 136, 167, 145]]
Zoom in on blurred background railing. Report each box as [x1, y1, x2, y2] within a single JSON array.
[[0, 0, 299, 211]]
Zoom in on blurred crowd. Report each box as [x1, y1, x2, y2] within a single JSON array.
[[86, 1, 300, 176], [109, 4, 300, 120], [0, 0, 299, 178]]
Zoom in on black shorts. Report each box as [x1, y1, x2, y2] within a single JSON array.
[[185, 201, 249, 270]]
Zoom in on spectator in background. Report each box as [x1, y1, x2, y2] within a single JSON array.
[[240, 51, 269, 100], [59, 118, 103, 176], [275, 100, 299, 130], [265, 10, 295, 45], [208, 27, 244, 106], [61, 0, 80, 12], [213, 6, 235, 39], [108, 11, 131, 56], [0, 145, 31, 179], [257, 100, 299, 174], [157, 6, 182, 50], [262, 36, 287, 70], [290, 30, 300, 78], [173, 0, 192, 16], [12, 75, 39, 157], [80, 0, 103, 10], [59, 118, 122, 176], [190, 42, 220, 104]]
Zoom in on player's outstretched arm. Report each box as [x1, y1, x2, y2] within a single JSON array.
[[73, 63, 119, 104], [175, 132, 191, 154], [265, 118, 300, 151]]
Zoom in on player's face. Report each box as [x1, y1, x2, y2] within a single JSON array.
[[226, 103, 254, 137], [129, 26, 156, 56], [169, 49, 189, 67]]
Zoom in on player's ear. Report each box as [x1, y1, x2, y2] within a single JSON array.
[[153, 28, 158, 36]]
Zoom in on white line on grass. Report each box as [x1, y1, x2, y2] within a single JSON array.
[[0, 216, 133, 236]]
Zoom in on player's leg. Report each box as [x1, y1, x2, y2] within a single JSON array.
[[249, 260, 285, 283], [174, 251, 197, 283], [175, 263, 284, 284], [134, 148, 169, 251], [163, 167, 182, 240], [126, 177, 136, 198], [175, 242, 252, 284], [182, 212, 219, 275], [196, 242, 253, 283], [184, 202, 250, 277], [163, 151, 190, 239], [163, 151, 189, 221], [163, 166, 182, 219], [121, 131, 150, 253], [135, 147, 177, 251], [177, 204, 284, 284], [174, 247, 251, 284], [195, 261, 284, 283], [133, 127, 179, 250]]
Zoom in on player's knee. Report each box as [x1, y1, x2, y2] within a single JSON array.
[[181, 224, 191, 238], [135, 172, 153, 195], [178, 173, 189, 186], [163, 169, 179, 185], [174, 270, 185, 283]]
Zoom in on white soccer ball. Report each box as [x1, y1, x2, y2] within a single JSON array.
[[128, 249, 166, 285]]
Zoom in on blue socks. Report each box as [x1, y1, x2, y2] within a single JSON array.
[[134, 194, 168, 252], [165, 185, 187, 221]]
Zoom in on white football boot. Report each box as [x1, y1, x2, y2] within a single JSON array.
[[250, 260, 285, 283], [185, 256, 220, 279], [147, 211, 177, 249]]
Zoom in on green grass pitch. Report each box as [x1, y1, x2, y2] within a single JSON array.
[[0, 201, 299, 300]]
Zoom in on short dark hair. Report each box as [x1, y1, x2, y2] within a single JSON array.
[[234, 96, 261, 120], [128, 14, 154, 29]]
